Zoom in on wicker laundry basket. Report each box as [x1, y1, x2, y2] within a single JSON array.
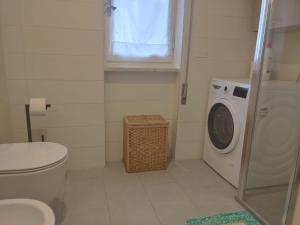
[[123, 115, 168, 173]]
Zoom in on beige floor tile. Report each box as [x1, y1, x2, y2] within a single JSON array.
[[153, 203, 199, 225], [105, 179, 160, 225], [138, 170, 175, 186], [103, 162, 140, 186], [108, 205, 160, 225], [145, 182, 199, 225], [169, 161, 231, 189], [63, 178, 110, 225], [186, 187, 243, 217], [145, 182, 192, 205], [62, 160, 245, 225]]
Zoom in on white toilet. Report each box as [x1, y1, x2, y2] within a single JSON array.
[[0, 142, 68, 223], [0, 199, 55, 225]]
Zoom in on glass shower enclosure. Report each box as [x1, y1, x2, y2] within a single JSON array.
[[237, 0, 300, 225]]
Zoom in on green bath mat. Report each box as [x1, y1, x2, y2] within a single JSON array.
[[186, 211, 261, 225]]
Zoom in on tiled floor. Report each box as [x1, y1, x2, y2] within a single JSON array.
[[62, 160, 243, 225]]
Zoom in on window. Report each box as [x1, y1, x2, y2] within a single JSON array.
[[105, 0, 175, 63]]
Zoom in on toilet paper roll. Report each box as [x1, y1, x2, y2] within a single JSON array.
[[29, 98, 47, 116]]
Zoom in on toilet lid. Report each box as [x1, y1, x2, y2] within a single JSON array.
[[0, 142, 68, 173]]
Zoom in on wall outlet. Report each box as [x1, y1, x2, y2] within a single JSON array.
[[32, 129, 47, 142]]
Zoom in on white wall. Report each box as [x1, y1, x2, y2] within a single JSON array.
[[0, 0, 105, 169], [0, 0, 179, 168], [175, 0, 257, 159], [0, 0, 257, 166], [0, 28, 11, 143], [105, 71, 178, 161]]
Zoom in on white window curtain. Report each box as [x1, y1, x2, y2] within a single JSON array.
[[108, 0, 172, 61]]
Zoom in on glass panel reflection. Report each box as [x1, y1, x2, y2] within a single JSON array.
[[244, 0, 300, 224]]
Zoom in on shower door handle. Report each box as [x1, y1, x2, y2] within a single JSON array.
[[104, 0, 117, 16], [259, 107, 269, 117]]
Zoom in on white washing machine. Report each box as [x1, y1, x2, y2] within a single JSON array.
[[203, 78, 250, 188], [247, 81, 300, 188]]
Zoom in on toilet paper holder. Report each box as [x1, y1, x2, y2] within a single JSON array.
[[25, 104, 51, 142]]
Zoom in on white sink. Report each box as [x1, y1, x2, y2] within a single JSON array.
[[0, 199, 55, 225]]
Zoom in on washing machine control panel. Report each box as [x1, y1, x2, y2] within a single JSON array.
[[212, 83, 230, 94], [211, 80, 249, 99], [233, 86, 249, 99], [212, 84, 222, 90]]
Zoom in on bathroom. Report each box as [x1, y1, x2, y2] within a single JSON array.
[[0, 0, 300, 225]]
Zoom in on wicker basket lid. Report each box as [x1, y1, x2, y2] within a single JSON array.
[[124, 115, 168, 126]]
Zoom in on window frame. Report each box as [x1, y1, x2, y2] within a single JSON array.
[[104, 0, 177, 66]]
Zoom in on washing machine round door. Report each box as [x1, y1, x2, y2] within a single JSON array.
[[207, 99, 240, 154]]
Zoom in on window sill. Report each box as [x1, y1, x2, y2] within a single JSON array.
[[104, 62, 180, 73]]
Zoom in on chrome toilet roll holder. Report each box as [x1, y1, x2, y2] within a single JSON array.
[[25, 104, 51, 142]]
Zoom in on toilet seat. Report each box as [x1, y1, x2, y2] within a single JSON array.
[[0, 142, 68, 175]]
